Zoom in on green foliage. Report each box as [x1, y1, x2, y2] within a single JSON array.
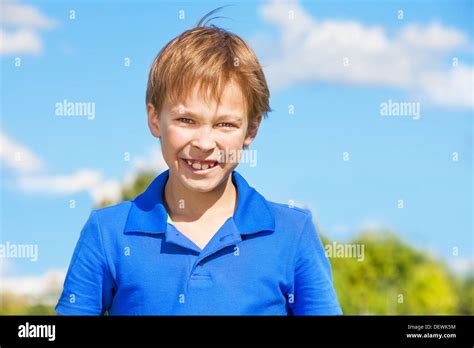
[[97, 171, 157, 208], [120, 172, 157, 202], [327, 230, 462, 314], [453, 273, 474, 314], [0, 292, 56, 315]]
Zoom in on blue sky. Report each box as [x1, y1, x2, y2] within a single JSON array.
[[0, 0, 472, 285]]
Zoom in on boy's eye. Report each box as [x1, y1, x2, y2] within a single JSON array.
[[177, 118, 194, 124], [217, 122, 236, 128]]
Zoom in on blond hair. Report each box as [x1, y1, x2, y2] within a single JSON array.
[[146, 16, 271, 136]]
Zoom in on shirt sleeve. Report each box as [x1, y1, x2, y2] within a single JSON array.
[[291, 211, 343, 315], [55, 211, 115, 315]]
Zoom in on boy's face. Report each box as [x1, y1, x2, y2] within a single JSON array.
[[147, 79, 258, 193]]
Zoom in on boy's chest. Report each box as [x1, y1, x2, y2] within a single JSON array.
[[171, 216, 231, 250], [111, 229, 292, 315]]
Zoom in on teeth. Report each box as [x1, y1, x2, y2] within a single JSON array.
[[185, 159, 217, 171]]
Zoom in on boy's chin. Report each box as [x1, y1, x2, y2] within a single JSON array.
[[177, 170, 231, 193]]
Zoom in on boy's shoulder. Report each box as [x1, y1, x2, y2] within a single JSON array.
[[266, 200, 313, 224], [91, 200, 133, 224], [263, 201, 318, 244]]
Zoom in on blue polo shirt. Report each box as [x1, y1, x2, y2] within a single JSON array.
[[56, 170, 342, 315]]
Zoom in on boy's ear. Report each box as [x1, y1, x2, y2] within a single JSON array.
[[147, 103, 161, 138], [243, 114, 263, 148]]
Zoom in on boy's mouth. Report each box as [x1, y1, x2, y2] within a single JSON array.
[[181, 158, 219, 174]]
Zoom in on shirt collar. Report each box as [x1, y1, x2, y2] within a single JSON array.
[[124, 169, 275, 236]]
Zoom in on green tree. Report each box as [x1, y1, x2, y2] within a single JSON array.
[[454, 273, 474, 314], [326, 230, 460, 314], [0, 292, 56, 315], [97, 171, 158, 208]]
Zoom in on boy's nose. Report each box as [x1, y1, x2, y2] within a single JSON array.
[[190, 127, 216, 152]]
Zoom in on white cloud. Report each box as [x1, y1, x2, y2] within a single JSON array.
[[358, 220, 390, 231], [0, 0, 57, 55], [398, 23, 468, 51], [19, 169, 102, 194], [2, 128, 167, 204], [90, 148, 167, 204], [0, 28, 42, 55], [132, 147, 168, 174], [3, 130, 167, 204], [449, 257, 474, 275], [0, 131, 44, 173], [0, 257, 14, 276], [18, 169, 123, 204], [89, 179, 122, 204], [418, 65, 474, 108], [0, 131, 120, 203], [0, 0, 56, 29], [0, 269, 65, 303], [259, 0, 473, 108]]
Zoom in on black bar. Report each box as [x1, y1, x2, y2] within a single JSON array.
[[1, 315, 472, 346]]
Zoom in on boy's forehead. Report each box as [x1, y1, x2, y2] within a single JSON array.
[[168, 80, 246, 117]]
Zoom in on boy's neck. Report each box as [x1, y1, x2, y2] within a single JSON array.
[[164, 172, 237, 222]]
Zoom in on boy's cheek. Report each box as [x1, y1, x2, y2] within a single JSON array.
[[162, 128, 188, 150], [159, 135, 184, 168]]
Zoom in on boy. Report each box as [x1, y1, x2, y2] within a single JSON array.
[[55, 15, 342, 316]]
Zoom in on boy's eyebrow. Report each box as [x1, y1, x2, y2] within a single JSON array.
[[170, 108, 243, 120]]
